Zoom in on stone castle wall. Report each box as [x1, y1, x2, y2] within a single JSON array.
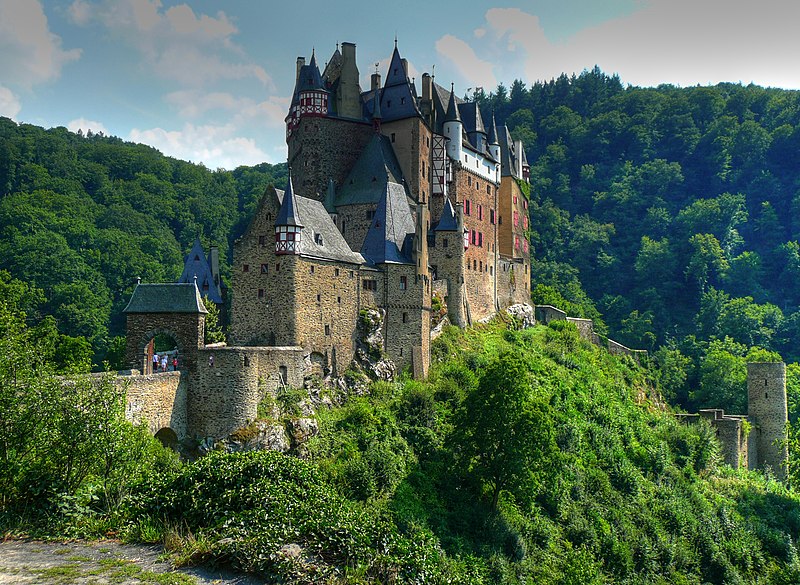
[[125, 312, 205, 372], [699, 409, 749, 470], [383, 263, 431, 376], [121, 371, 188, 439], [496, 258, 531, 309], [381, 118, 431, 202], [430, 227, 466, 326]]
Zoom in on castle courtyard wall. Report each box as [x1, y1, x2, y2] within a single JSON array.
[[121, 371, 188, 439]]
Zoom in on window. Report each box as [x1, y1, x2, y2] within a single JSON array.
[[468, 176, 472, 186], [515, 236, 520, 250], [478, 232, 483, 247], [524, 240, 529, 253], [523, 199, 528, 210], [513, 211, 519, 227], [487, 184, 491, 194], [362, 279, 377, 291], [524, 215, 529, 230], [316, 294, 321, 302], [258, 288, 264, 299], [478, 205, 483, 221], [443, 238, 449, 248], [325, 324, 330, 336], [337, 296, 341, 304], [464, 155, 468, 162], [476, 182, 480, 191], [514, 195, 518, 204], [464, 200, 471, 215], [387, 100, 392, 107], [275, 263, 280, 272], [258, 235, 266, 246], [402, 312, 408, 323], [243, 264, 249, 272], [366, 210, 375, 220], [310, 265, 315, 274], [349, 270, 354, 278], [400, 275, 407, 290], [473, 259, 477, 270], [335, 268, 340, 277], [260, 263, 268, 274], [490, 209, 495, 224], [479, 261, 482, 272], [490, 266, 493, 275], [314, 233, 323, 245], [391, 133, 396, 142]]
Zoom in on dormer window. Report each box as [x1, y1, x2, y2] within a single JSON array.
[[315, 233, 323, 245], [400, 97, 405, 105]]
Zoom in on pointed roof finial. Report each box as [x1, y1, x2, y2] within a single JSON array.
[[394, 34, 398, 48], [488, 110, 499, 145], [445, 83, 461, 123]]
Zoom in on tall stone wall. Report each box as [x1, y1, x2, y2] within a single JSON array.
[[498, 176, 529, 260], [120, 371, 189, 439], [382, 118, 431, 202], [293, 257, 361, 376], [429, 228, 466, 326], [700, 409, 750, 470], [747, 362, 788, 479], [336, 203, 381, 253], [496, 258, 531, 309], [383, 263, 431, 377], [230, 191, 299, 347], [288, 116, 374, 200]]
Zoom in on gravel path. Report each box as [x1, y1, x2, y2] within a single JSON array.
[[0, 539, 263, 584]]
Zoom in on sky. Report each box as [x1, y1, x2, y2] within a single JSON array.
[[2, 0, 800, 169]]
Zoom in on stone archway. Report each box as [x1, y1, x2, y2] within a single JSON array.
[[138, 329, 183, 374], [154, 427, 179, 451]]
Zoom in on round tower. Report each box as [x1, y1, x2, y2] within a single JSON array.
[[443, 83, 463, 162], [747, 362, 788, 480]]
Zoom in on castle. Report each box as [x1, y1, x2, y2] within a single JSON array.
[[121, 40, 532, 441]]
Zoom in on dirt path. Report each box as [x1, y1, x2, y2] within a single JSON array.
[[0, 539, 263, 584]]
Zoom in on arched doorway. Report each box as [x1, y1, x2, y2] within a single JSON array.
[[140, 330, 182, 374]]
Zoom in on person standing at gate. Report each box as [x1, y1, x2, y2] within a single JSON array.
[[152, 353, 159, 374], [160, 354, 168, 372]]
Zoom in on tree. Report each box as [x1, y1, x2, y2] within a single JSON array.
[[454, 350, 551, 508]]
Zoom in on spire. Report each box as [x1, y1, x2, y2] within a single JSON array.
[[276, 168, 303, 227], [445, 83, 461, 123], [435, 197, 459, 231], [488, 111, 499, 145]]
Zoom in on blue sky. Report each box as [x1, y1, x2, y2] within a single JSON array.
[[2, 0, 799, 169]]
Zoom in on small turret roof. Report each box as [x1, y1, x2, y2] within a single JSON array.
[[276, 170, 303, 227], [177, 238, 223, 304], [378, 44, 420, 122], [444, 84, 461, 123], [487, 111, 499, 145], [435, 197, 459, 231], [458, 102, 485, 136], [123, 282, 208, 314], [296, 51, 326, 93], [498, 124, 519, 178]]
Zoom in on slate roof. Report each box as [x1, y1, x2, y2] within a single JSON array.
[[335, 133, 407, 207], [458, 102, 484, 135], [487, 112, 499, 145], [123, 283, 208, 314], [177, 238, 224, 304], [275, 189, 364, 265], [378, 45, 420, 122], [498, 124, 520, 178], [276, 171, 303, 227], [435, 197, 459, 231], [444, 85, 461, 123], [297, 51, 326, 93], [360, 182, 416, 265]]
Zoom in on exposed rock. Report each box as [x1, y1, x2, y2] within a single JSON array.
[[289, 417, 319, 445], [278, 543, 302, 559], [506, 303, 536, 329], [431, 315, 450, 341], [351, 308, 396, 382], [220, 421, 290, 453]]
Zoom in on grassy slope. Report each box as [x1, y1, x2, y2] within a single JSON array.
[[129, 317, 800, 584]]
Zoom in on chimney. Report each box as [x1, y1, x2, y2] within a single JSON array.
[[209, 246, 220, 287], [401, 58, 409, 78], [296, 57, 305, 82], [338, 42, 361, 119], [371, 73, 381, 91], [422, 73, 431, 101]]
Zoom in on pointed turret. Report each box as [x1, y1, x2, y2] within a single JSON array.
[[444, 83, 463, 161], [380, 42, 420, 121], [275, 169, 304, 254], [488, 111, 501, 163]]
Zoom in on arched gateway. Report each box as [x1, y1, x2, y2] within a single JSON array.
[[123, 281, 208, 372]]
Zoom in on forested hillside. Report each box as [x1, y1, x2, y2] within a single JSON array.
[[474, 71, 800, 412], [0, 117, 286, 368]]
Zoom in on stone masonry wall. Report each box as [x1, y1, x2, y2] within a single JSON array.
[[336, 203, 380, 253], [230, 191, 298, 347], [288, 116, 375, 201], [383, 263, 431, 377], [496, 258, 531, 309], [430, 228, 466, 326], [498, 176, 529, 259], [120, 371, 188, 439], [700, 409, 750, 470], [293, 256, 361, 376], [747, 362, 788, 479], [382, 118, 431, 202]]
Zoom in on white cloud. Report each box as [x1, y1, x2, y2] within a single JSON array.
[[129, 123, 271, 169], [76, 0, 271, 88], [435, 34, 497, 90], [473, 27, 486, 39], [164, 90, 289, 128], [0, 0, 81, 88], [67, 117, 108, 135], [0, 85, 21, 119], [475, 1, 800, 89], [68, 0, 91, 25]]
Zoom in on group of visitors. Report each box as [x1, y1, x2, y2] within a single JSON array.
[[152, 353, 178, 373]]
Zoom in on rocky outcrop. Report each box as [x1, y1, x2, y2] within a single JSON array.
[[506, 303, 536, 329], [351, 308, 396, 381]]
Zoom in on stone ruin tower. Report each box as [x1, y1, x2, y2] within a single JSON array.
[[747, 362, 789, 480]]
